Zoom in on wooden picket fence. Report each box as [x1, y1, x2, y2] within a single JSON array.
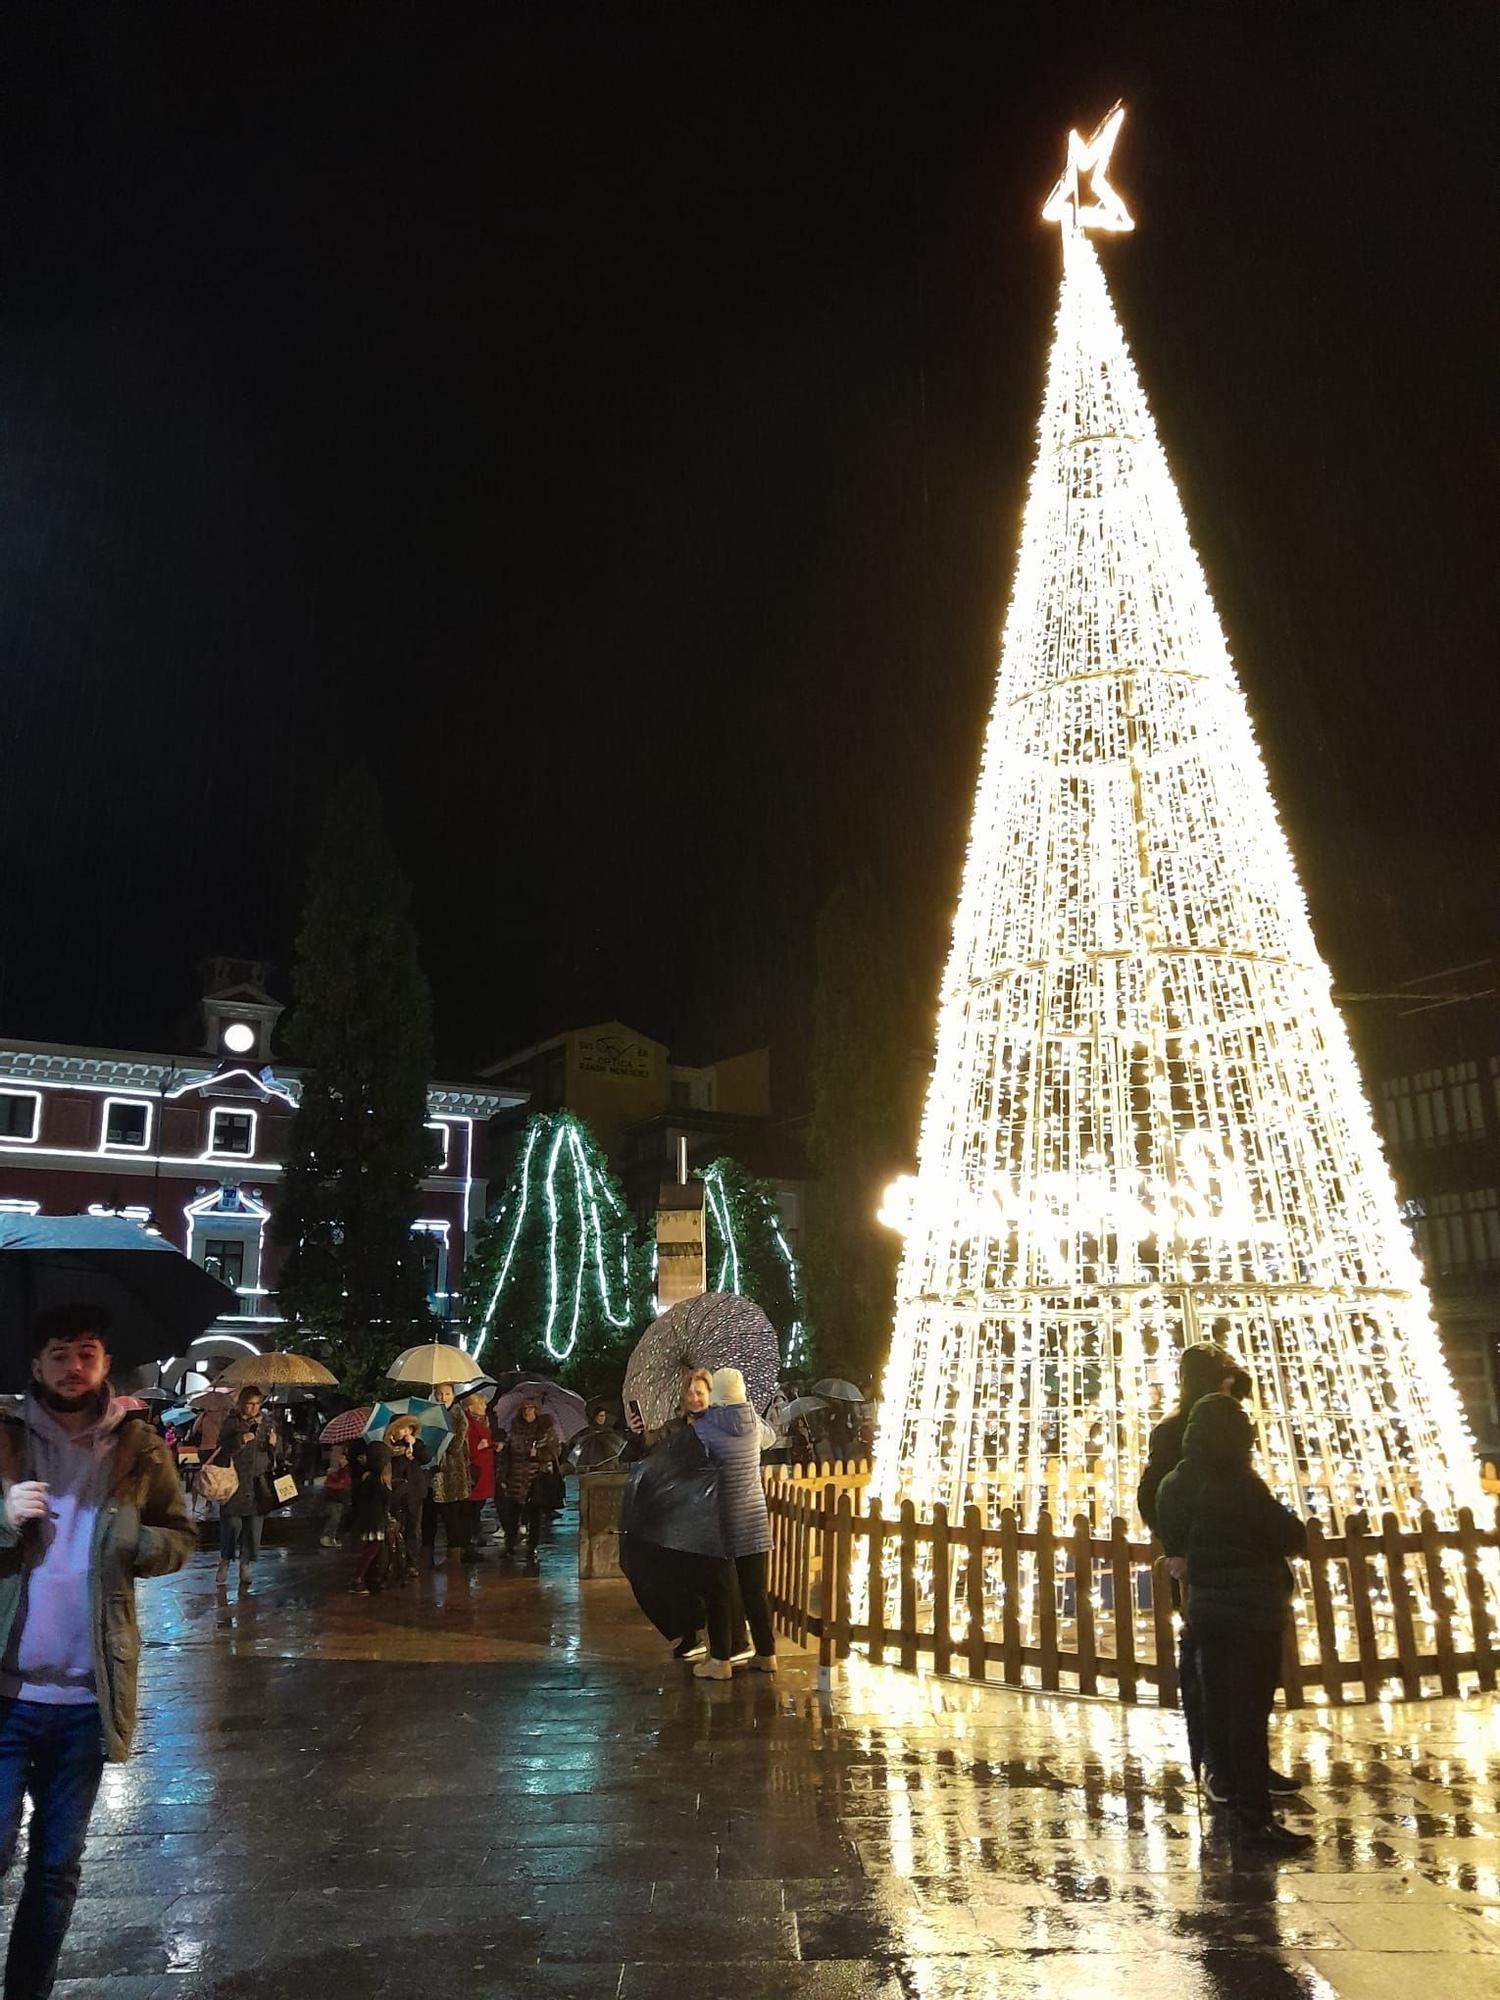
[[764, 1466, 1500, 1709]]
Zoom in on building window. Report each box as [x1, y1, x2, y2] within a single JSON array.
[[426, 1122, 450, 1171], [412, 1221, 449, 1303], [419, 1233, 443, 1298], [1418, 1188, 1500, 1276], [1382, 1066, 1485, 1151], [103, 1099, 150, 1150], [209, 1110, 255, 1157], [0, 1093, 39, 1142], [201, 1238, 246, 1290]]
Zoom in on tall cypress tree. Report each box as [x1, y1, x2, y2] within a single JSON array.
[[273, 771, 436, 1394]]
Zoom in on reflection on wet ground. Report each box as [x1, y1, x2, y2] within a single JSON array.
[[27, 1506, 1500, 1997]]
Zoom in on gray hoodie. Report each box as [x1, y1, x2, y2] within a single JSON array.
[[0, 1390, 132, 1705]]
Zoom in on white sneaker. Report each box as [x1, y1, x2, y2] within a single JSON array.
[[729, 1646, 756, 1665], [693, 1657, 733, 1681], [750, 1655, 777, 1674]]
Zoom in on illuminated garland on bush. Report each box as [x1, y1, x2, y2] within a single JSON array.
[[873, 106, 1483, 1548], [474, 1112, 639, 1364], [699, 1158, 807, 1368]]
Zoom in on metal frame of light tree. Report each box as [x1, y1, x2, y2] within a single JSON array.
[[872, 108, 1483, 1585]]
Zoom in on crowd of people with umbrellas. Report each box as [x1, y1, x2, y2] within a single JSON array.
[[0, 1214, 873, 1691], [166, 1344, 583, 1594], [148, 1289, 874, 1647]]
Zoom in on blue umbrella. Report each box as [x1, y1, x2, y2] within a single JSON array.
[[0, 1215, 235, 1392], [364, 1396, 457, 1462]]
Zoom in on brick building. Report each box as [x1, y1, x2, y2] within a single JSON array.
[[0, 961, 519, 1377]]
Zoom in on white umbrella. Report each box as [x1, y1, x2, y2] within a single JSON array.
[[385, 1340, 479, 1388]]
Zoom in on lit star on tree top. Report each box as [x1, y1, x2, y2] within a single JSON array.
[[1042, 101, 1134, 235]]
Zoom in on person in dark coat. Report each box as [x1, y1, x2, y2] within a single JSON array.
[[690, 1367, 775, 1679], [213, 1386, 280, 1595], [347, 1439, 392, 1594], [499, 1399, 561, 1568], [1139, 1343, 1242, 1781], [1156, 1392, 1312, 1856], [386, 1426, 430, 1580]]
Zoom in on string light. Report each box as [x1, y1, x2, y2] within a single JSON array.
[[699, 1159, 808, 1368], [873, 107, 1484, 1568], [475, 1111, 637, 1363]]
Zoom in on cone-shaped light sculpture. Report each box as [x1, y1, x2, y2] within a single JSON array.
[[873, 106, 1481, 1550]]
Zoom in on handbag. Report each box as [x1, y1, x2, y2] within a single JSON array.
[[255, 1466, 297, 1513], [194, 1460, 239, 1504]]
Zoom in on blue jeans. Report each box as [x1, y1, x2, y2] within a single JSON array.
[[0, 1699, 106, 1998], [218, 1512, 264, 1564]]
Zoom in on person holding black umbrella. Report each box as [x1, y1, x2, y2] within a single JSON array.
[[0, 1304, 195, 1996]]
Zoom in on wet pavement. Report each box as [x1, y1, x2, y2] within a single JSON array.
[[22, 1502, 1500, 1998]]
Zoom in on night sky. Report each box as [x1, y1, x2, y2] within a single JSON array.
[[0, 8, 1494, 1095]]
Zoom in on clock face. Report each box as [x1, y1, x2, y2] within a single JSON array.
[[222, 1022, 256, 1056]]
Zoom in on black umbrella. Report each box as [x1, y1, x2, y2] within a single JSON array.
[[618, 1427, 727, 1641], [0, 1215, 235, 1392]]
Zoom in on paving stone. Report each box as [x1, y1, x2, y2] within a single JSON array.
[[4, 1516, 1496, 1998]]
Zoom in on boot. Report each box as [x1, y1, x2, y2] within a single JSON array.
[[1234, 1813, 1313, 1856]]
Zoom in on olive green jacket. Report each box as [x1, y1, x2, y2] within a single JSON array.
[[0, 1415, 196, 1761]]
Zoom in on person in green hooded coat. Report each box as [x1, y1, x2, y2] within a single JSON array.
[[1156, 1390, 1312, 1856]]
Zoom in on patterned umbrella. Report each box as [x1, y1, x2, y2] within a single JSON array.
[[623, 1292, 780, 1433], [319, 1404, 373, 1445], [493, 1379, 586, 1441], [217, 1351, 339, 1389]]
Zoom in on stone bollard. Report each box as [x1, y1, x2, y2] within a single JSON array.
[[577, 1471, 629, 1579]]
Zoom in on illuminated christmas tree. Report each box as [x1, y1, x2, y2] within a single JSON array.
[[874, 107, 1482, 1545], [471, 1112, 645, 1377], [698, 1158, 807, 1368]]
